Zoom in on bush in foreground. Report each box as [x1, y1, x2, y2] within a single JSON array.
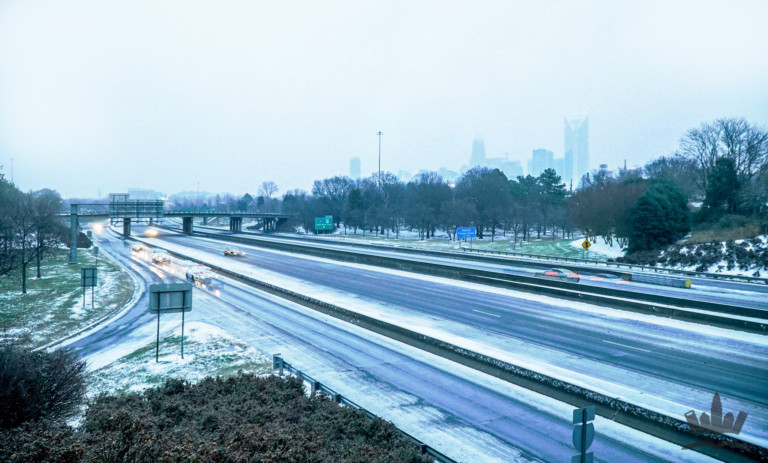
[[0, 338, 86, 430], [1, 373, 433, 463]]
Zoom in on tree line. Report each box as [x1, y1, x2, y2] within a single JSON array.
[[0, 172, 68, 293], [276, 117, 767, 255]]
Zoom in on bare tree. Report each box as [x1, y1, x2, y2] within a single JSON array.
[[679, 118, 768, 193], [258, 181, 279, 199], [30, 189, 63, 278]]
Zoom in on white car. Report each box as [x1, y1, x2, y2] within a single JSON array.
[[131, 243, 145, 252], [151, 250, 171, 264], [185, 265, 213, 286]]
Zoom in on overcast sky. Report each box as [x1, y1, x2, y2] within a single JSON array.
[[1, 0, 767, 198]]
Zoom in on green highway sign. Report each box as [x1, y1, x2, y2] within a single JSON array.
[[315, 215, 333, 231]]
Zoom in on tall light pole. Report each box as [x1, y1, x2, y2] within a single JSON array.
[[377, 131, 382, 184]]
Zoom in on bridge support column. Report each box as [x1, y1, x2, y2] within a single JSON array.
[[182, 217, 194, 234], [202, 216, 209, 225], [69, 204, 78, 264], [230, 217, 242, 233], [123, 218, 131, 237]]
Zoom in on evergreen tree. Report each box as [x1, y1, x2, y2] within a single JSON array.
[[628, 182, 690, 253]]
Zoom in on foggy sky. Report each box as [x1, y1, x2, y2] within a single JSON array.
[[1, 0, 767, 198]]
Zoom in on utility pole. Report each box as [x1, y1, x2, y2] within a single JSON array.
[[377, 131, 382, 184], [9, 157, 13, 183]]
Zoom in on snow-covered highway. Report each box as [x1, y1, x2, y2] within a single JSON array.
[[134, 226, 768, 452], [57, 228, 727, 462]]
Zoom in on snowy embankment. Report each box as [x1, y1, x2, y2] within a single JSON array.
[[87, 322, 271, 397], [658, 235, 768, 276], [138, 234, 768, 450], [570, 238, 626, 259]]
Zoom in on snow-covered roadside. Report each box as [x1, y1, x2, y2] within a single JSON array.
[[86, 321, 271, 397], [570, 237, 626, 258], [45, 237, 145, 351], [137, 235, 768, 449]]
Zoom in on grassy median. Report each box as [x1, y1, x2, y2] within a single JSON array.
[[0, 247, 135, 348]]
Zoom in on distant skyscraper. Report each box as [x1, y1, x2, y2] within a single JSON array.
[[554, 158, 565, 177], [349, 157, 361, 180], [470, 138, 486, 167], [564, 117, 589, 184], [530, 148, 554, 177]]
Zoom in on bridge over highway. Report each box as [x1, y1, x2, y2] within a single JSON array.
[[62, 194, 293, 263]]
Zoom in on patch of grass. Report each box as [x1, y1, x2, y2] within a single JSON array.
[[336, 232, 600, 260], [686, 215, 762, 244], [0, 248, 134, 348]]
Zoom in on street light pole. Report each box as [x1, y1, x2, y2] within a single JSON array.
[[377, 131, 382, 184]]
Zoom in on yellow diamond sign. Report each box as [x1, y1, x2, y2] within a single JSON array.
[[582, 239, 592, 251]]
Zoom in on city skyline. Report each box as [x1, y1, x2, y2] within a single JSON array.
[[1, 1, 766, 198]]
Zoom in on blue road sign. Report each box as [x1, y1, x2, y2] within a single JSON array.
[[457, 227, 476, 239]]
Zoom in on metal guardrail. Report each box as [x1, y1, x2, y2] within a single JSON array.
[[631, 273, 691, 288], [271, 355, 456, 463], [458, 247, 768, 285]]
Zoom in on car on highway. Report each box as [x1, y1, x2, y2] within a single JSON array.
[[185, 265, 214, 286], [535, 268, 580, 283], [131, 243, 145, 252], [224, 247, 246, 257], [589, 273, 629, 284], [150, 250, 171, 264]]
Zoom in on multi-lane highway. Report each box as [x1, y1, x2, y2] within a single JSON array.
[[132, 225, 768, 451], [60, 228, 722, 463], [186, 224, 768, 311]]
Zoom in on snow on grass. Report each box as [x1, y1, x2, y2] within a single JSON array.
[[86, 321, 271, 398], [0, 247, 135, 348], [570, 237, 626, 258]]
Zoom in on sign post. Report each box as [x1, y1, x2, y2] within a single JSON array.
[[581, 239, 591, 259], [572, 406, 595, 463], [457, 227, 477, 249], [149, 283, 193, 362], [81, 267, 97, 309], [314, 215, 333, 235]]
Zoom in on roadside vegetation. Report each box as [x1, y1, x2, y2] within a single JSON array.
[[86, 322, 272, 397], [0, 337, 431, 463], [0, 247, 134, 348], [171, 117, 767, 273]]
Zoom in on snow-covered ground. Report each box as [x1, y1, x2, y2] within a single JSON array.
[[87, 321, 271, 397], [137, 234, 768, 450], [570, 237, 626, 258]]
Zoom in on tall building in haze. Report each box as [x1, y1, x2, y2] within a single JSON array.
[[564, 117, 589, 185], [349, 157, 361, 180], [470, 138, 486, 167], [529, 148, 554, 177]]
